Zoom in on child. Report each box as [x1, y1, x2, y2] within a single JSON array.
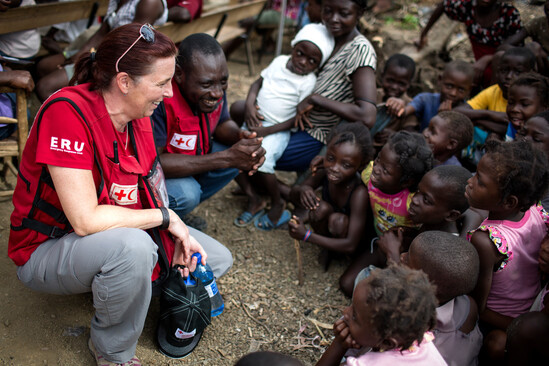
[[505, 72, 549, 141], [316, 265, 445, 366], [455, 47, 536, 138], [362, 131, 433, 236], [387, 60, 474, 132], [378, 165, 472, 267], [231, 23, 334, 229], [465, 140, 549, 363], [288, 123, 373, 271], [423, 111, 473, 166], [371, 53, 418, 147], [401, 231, 482, 366], [416, 0, 523, 88]]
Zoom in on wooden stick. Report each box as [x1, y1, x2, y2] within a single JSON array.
[[294, 238, 304, 286]]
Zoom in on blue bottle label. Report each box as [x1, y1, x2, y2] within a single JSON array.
[[205, 280, 219, 297]]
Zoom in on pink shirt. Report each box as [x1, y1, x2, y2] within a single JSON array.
[[361, 162, 417, 236], [468, 204, 549, 317], [345, 332, 447, 365]]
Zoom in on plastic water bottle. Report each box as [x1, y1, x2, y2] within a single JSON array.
[[191, 253, 224, 317]]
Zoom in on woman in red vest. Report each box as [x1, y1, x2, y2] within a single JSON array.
[[8, 24, 232, 366]]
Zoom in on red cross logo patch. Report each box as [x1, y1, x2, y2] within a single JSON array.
[[170, 133, 197, 150], [109, 183, 138, 205]]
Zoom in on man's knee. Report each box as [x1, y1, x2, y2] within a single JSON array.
[[166, 177, 202, 216]]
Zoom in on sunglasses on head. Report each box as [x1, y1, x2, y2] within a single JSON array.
[[115, 24, 155, 73]]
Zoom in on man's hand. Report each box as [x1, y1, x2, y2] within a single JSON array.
[[230, 130, 265, 175]]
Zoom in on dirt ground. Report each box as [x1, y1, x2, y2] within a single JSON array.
[[0, 2, 543, 365]]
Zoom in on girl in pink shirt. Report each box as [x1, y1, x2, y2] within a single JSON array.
[[465, 140, 549, 364]]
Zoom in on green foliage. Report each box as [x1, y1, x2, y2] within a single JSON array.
[[400, 14, 419, 30]]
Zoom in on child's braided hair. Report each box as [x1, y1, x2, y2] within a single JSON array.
[[363, 265, 438, 351], [387, 131, 434, 191], [484, 139, 549, 210]]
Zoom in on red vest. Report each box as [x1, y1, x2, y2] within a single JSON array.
[[9, 84, 174, 284], [163, 80, 223, 155]]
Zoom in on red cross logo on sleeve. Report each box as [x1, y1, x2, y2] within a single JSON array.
[[109, 183, 139, 205], [170, 133, 197, 151]]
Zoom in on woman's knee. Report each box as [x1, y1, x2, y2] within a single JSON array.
[[109, 228, 158, 270]]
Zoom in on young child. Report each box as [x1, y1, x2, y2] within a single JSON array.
[[387, 60, 474, 132], [378, 165, 472, 266], [423, 111, 474, 166], [288, 123, 373, 271], [505, 72, 549, 141], [231, 23, 334, 229], [466, 140, 549, 363], [362, 131, 433, 237], [316, 265, 445, 366], [455, 47, 536, 138], [401, 231, 482, 366], [371, 53, 418, 147]]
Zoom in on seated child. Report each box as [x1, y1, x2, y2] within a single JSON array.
[[387, 60, 474, 132], [466, 140, 549, 363], [337, 131, 433, 296], [378, 165, 472, 265], [316, 265, 445, 366], [505, 72, 549, 141], [422, 111, 474, 166], [288, 123, 373, 272], [455, 47, 536, 138], [235, 351, 304, 366], [371, 53, 419, 146], [401, 231, 483, 366], [231, 23, 334, 230]]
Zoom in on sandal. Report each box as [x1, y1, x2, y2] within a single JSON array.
[[234, 209, 265, 227], [89, 338, 142, 366], [253, 209, 291, 231]]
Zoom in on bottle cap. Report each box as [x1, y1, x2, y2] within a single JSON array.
[[192, 252, 202, 263]]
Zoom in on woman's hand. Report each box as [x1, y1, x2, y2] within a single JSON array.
[[288, 215, 308, 240], [168, 209, 207, 276]]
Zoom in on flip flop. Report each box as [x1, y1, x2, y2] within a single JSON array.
[[234, 209, 265, 227], [253, 209, 291, 231]]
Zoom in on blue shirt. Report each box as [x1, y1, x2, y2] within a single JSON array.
[[409, 92, 441, 132]]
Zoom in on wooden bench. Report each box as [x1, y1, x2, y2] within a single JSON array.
[[0, 0, 109, 35], [157, 0, 267, 75]]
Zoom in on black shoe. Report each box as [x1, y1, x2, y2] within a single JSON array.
[[183, 213, 207, 231]]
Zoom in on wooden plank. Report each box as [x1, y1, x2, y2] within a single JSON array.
[[0, 0, 109, 35], [157, 0, 265, 44]]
